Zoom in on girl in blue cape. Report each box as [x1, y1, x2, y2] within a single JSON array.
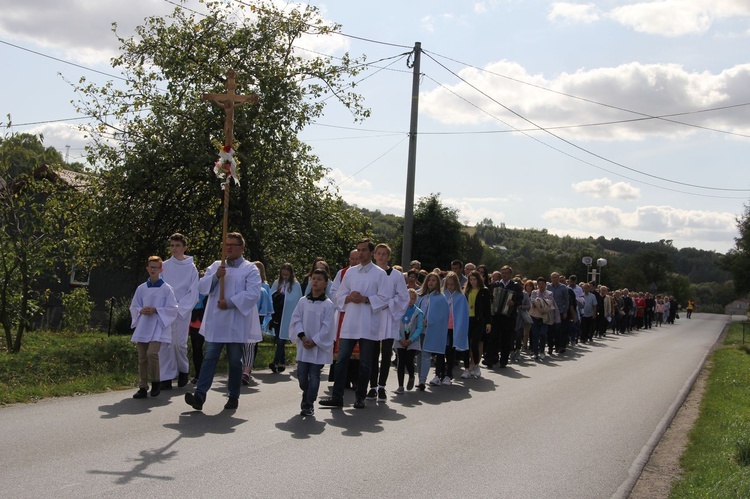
[[435, 272, 469, 385], [416, 272, 449, 391], [269, 263, 303, 373]]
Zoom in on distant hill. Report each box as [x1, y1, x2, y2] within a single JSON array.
[[352, 206, 732, 307]]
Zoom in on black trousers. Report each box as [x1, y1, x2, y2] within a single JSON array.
[[396, 348, 417, 386], [370, 338, 394, 388]]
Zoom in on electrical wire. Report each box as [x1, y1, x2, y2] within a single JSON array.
[[0, 39, 128, 82], [331, 136, 408, 187], [419, 72, 746, 200], [425, 49, 750, 139], [422, 50, 750, 193]]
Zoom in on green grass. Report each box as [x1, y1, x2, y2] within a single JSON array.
[[0, 330, 294, 405], [670, 322, 750, 498]]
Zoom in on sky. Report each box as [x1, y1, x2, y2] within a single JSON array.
[[1, 0, 749, 254]]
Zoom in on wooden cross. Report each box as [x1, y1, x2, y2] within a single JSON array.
[[202, 70, 259, 300]]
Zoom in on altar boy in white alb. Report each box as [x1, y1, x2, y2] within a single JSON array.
[[290, 268, 336, 417], [129, 256, 178, 399], [159, 233, 199, 389], [185, 232, 261, 411], [319, 238, 389, 410]]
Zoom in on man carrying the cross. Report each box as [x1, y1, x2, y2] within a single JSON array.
[[185, 232, 262, 411]]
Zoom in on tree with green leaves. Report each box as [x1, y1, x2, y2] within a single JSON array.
[[721, 202, 750, 295], [0, 133, 93, 352], [402, 193, 466, 271], [74, 0, 369, 277]]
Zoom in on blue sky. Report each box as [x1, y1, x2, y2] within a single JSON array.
[[1, 0, 749, 253]]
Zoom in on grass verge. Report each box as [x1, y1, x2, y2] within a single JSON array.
[[0, 330, 293, 405], [670, 321, 750, 497]]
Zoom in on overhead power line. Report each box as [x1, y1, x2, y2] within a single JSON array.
[[422, 50, 750, 194], [425, 49, 749, 139], [0, 39, 127, 82]]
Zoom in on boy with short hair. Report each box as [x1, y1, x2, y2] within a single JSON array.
[[290, 268, 336, 417], [129, 256, 179, 398], [159, 233, 199, 389]]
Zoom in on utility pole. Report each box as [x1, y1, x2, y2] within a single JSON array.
[[401, 42, 421, 269]]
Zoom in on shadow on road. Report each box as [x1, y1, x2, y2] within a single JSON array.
[[317, 400, 407, 437], [98, 392, 176, 419], [275, 414, 327, 439], [88, 435, 181, 485]]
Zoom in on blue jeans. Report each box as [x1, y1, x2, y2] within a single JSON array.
[[196, 341, 243, 400], [333, 338, 376, 400], [530, 319, 548, 356], [297, 361, 323, 409]]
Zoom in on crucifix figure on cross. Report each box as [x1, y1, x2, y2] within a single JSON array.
[[202, 69, 259, 300]]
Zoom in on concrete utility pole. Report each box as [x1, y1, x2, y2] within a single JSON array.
[[401, 42, 421, 270]]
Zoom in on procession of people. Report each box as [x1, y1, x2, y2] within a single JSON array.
[[129, 232, 684, 415]]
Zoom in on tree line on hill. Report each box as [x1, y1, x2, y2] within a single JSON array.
[[353, 197, 738, 314]]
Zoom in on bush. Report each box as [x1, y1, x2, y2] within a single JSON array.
[[111, 297, 134, 335], [62, 287, 94, 331]]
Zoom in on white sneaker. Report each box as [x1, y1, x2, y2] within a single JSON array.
[[540, 351, 546, 360], [473, 366, 482, 378], [429, 376, 442, 386], [442, 377, 452, 386], [460, 370, 472, 379]]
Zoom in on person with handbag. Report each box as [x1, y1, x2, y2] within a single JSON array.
[[529, 277, 554, 362], [514, 279, 534, 361]]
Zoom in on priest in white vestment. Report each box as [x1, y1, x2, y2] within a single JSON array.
[[184, 232, 261, 411]]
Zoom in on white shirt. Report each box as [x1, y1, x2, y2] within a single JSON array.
[[289, 295, 336, 365], [336, 261, 389, 341], [379, 267, 410, 341], [129, 282, 178, 343], [161, 256, 199, 319], [198, 258, 261, 343]]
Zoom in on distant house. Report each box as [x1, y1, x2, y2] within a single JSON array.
[[724, 298, 750, 316], [5, 165, 136, 328]]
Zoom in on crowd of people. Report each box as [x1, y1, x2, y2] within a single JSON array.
[[128, 232, 684, 415]]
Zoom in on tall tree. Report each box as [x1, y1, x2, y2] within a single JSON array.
[[74, 1, 369, 276], [0, 133, 93, 352], [721, 202, 750, 295], [406, 193, 466, 270]]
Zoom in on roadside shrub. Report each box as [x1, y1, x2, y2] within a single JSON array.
[[111, 297, 134, 335], [62, 287, 94, 332]]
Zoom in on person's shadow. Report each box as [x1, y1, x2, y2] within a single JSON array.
[[320, 399, 407, 437], [88, 411, 247, 485], [98, 393, 173, 419], [275, 414, 327, 439]]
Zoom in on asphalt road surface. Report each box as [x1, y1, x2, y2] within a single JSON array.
[[0, 313, 727, 498]]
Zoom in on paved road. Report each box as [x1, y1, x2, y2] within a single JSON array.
[[0, 314, 727, 498]]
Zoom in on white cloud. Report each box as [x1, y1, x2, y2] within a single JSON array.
[[323, 167, 372, 190], [542, 204, 736, 243], [420, 60, 750, 141], [0, 0, 348, 66], [610, 0, 750, 37], [548, 3, 600, 23], [572, 177, 640, 200], [420, 15, 436, 33], [474, 2, 489, 14], [0, 0, 177, 65], [442, 196, 507, 225]]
